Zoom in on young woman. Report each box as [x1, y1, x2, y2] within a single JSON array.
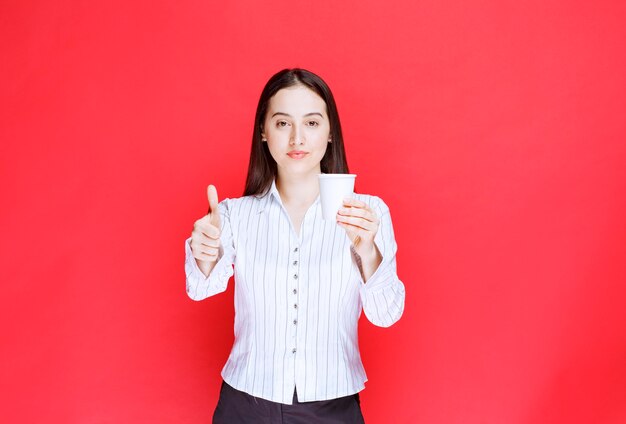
[[185, 68, 405, 423]]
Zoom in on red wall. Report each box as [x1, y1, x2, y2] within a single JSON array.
[[2, 1, 625, 423]]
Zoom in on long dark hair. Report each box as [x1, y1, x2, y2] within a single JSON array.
[[243, 68, 349, 196]]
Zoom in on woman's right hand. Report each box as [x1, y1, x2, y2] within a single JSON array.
[[190, 185, 222, 276]]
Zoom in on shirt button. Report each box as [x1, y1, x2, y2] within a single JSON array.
[[294, 247, 299, 253], [294, 304, 298, 309], [292, 348, 297, 354], [293, 274, 298, 280], [293, 289, 297, 295], [293, 319, 297, 325], [293, 260, 298, 266]]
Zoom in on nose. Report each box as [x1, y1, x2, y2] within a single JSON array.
[[289, 125, 304, 145]]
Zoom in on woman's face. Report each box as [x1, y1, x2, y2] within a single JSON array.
[[262, 85, 331, 179]]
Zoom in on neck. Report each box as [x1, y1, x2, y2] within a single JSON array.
[[275, 171, 320, 207]]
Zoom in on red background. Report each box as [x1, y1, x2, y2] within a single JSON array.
[[2, 1, 626, 423]]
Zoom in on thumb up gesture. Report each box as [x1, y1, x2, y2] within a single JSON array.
[[190, 185, 222, 274]]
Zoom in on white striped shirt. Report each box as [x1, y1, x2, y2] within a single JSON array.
[[185, 180, 405, 404]]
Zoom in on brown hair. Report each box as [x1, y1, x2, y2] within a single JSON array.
[[243, 68, 349, 196]]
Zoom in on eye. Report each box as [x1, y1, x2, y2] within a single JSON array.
[[276, 120, 289, 128], [307, 121, 319, 127]]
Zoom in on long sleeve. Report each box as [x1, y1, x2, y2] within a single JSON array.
[[185, 199, 235, 301], [184, 185, 405, 404], [358, 197, 406, 327]]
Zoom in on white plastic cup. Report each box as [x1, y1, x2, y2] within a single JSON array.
[[318, 174, 357, 221]]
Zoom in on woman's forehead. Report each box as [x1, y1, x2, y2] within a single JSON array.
[[267, 85, 327, 116]]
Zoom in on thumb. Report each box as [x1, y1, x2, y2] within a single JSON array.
[[207, 184, 221, 225]]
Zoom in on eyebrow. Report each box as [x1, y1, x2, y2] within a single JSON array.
[[271, 112, 324, 118]]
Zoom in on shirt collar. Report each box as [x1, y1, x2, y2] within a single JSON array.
[[255, 179, 280, 213], [268, 179, 281, 202]]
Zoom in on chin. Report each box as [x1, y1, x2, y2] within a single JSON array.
[[279, 164, 321, 176]]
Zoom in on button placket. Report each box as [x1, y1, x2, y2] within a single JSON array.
[[291, 244, 300, 355]]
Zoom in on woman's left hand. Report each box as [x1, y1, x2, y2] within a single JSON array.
[[336, 197, 379, 257], [337, 197, 383, 281]]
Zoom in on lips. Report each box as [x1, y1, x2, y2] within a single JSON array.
[[287, 151, 309, 159]]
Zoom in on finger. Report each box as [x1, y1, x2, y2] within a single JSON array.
[[200, 238, 220, 249], [342, 197, 369, 209], [194, 223, 221, 239], [199, 246, 220, 257], [337, 206, 377, 222], [336, 214, 377, 232], [201, 227, 221, 240], [207, 184, 220, 215], [191, 244, 219, 260], [191, 242, 219, 256]]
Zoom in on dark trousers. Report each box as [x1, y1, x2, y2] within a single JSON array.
[[213, 381, 366, 424]]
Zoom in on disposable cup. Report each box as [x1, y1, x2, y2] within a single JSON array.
[[318, 174, 357, 221]]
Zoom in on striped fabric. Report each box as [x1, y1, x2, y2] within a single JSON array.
[[185, 180, 405, 405]]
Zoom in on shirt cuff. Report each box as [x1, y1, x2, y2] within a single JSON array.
[[185, 237, 233, 300], [359, 257, 397, 292]]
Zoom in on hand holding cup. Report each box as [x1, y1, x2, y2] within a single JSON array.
[[336, 197, 380, 256]]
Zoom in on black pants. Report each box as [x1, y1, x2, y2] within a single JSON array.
[[213, 381, 366, 424]]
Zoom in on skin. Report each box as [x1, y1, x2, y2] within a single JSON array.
[[191, 84, 382, 281]]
